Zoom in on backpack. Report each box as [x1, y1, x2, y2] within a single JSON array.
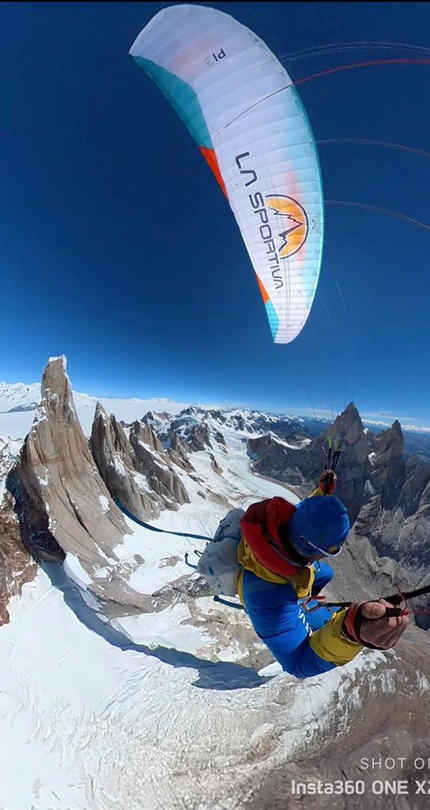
[[197, 508, 245, 596]]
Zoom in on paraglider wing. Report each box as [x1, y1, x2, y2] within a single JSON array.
[[129, 4, 324, 344]]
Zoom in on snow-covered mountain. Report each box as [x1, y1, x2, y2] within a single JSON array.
[[0, 381, 41, 412], [0, 380, 307, 437], [0, 380, 187, 415], [1, 358, 430, 810], [0, 381, 191, 440]]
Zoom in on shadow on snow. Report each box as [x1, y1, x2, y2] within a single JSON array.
[[42, 562, 274, 691]]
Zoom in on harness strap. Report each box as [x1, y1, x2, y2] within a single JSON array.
[[115, 499, 212, 541], [300, 584, 430, 616]]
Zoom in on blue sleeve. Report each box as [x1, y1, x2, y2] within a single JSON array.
[[312, 560, 334, 594], [242, 570, 336, 678]]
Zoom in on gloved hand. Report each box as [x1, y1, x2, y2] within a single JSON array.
[[342, 599, 410, 649], [319, 469, 337, 494]]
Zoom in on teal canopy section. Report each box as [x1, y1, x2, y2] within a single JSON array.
[[265, 299, 280, 342], [133, 57, 213, 150]]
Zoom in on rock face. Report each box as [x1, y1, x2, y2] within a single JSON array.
[[8, 358, 130, 565], [0, 495, 37, 625], [90, 405, 164, 522], [327, 404, 373, 523], [399, 455, 430, 518], [90, 406, 190, 523], [6, 358, 155, 612], [352, 421, 430, 629], [129, 420, 189, 508], [167, 431, 195, 469], [369, 420, 405, 508]]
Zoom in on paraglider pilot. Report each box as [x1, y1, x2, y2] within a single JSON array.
[[235, 471, 409, 678]]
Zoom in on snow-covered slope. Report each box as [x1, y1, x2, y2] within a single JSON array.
[[0, 400, 305, 810], [3, 564, 401, 810]]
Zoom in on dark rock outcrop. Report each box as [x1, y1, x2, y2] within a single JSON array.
[[0, 495, 37, 625], [209, 453, 223, 474], [214, 430, 227, 449]]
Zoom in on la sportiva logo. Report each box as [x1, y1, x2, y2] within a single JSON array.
[[235, 151, 311, 289], [266, 195, 309, 259]]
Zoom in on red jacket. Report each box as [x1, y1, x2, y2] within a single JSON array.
[[240, 497, 303, 578]]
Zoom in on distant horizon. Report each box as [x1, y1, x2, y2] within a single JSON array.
[[2, 372, 430, 434]]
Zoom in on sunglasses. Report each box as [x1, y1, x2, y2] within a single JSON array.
[[292, 534, 343, 559]]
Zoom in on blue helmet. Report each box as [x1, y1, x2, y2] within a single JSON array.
[[288, 496, 350, 558]]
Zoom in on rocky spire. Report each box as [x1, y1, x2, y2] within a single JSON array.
[[370, 419, 405, 508], [90, 407, 190, 522], [7, 356, 131, 565], [320, 402, 372, 524]]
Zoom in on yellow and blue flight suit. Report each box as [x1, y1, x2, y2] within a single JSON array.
[[236, 489, 363, 678]]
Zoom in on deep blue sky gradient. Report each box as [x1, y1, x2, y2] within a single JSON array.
[[2, 2, 430, 424]]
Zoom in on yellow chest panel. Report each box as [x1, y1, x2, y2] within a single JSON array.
[[237, 537, 315, 603]]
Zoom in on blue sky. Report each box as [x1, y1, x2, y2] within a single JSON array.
[[3, 2, 430, 425]]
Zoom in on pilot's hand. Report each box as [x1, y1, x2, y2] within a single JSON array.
[[343, 599, 410, 649], [319, 469, 337, 495]]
